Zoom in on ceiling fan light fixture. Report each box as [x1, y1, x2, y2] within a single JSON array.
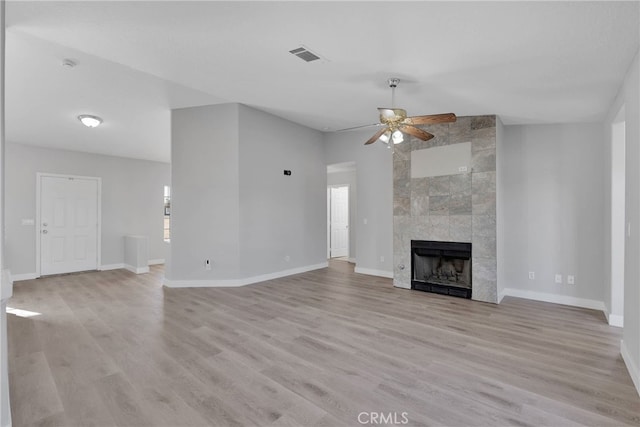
[[78, 114, 102, 128], [379, 131, 390, 143], [392, 130, 404, 144], [358, 78, 455, 146]]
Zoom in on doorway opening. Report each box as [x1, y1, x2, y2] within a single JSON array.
[[328, 185, 349, 259], [327, 162, 356, 262], [610, 106, 625, 327], [36, 173, 101, 276]]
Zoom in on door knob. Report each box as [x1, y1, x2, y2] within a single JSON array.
[[42, 223, 48, 227], [42, 230, 48, 234]]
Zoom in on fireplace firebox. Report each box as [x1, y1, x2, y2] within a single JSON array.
[[411, 240, 472, 299]]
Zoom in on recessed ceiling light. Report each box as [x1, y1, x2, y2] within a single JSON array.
[[78, 115, 102, 128]]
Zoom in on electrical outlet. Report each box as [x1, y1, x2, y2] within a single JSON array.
[[380, 256, 385, 262], [528, 272, 535, 280], [205, 259, 211, 270], [284, 255, 290, 262], [555, 274, 562, 284], [567, 275, 575, 285]]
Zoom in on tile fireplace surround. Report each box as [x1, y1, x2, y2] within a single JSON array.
[[393, 115, 497, 303]]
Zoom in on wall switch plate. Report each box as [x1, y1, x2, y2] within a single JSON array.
[[555, 274, 562, 284], [528, 272, 535, 280], [284, 255, 290, 262], [458, 166, 468, 172], [21, 218, 35, 226], [363, 218, 368, 225], [380, 256, 384, 262], [567, 275, 575, 285]]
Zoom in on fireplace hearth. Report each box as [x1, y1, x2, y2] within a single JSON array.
[[411, 240, 472, 298]]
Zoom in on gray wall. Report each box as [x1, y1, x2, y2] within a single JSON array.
[[604, 49, 639, 393], [327, 169, 357, 260], [168, 103, 327, 283], [5, 143, 170, 276], [501, 123, 605, 302], [0, 3, 10, 424], [324, 130, 393, 276], [169, 104, 240, 280], [237, 104, 326, 277], [496, 116, 506, 300]]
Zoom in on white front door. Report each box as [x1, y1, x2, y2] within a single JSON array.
[[330, 185, 349, 258], [40, 175, 99, 275]]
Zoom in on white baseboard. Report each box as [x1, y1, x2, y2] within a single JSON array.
[[9, 272, 37, 282], [102, 260, 163, 272], [164, 262, 328, 288], [125, 265, 149, 274], [99, 263, 125, 271], [607, 313, 624, 328], [354, 267, 393, 279], [501, 288, 605, 312], [11, 261, 162, 280], [621, 340, 640, 397]]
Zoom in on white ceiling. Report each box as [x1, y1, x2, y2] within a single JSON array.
[[6, 1, 639, 163]]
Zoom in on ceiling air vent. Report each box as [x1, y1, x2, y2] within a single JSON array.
[[289, 46, 321, 62]]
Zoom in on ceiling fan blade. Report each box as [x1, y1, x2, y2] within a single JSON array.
[[403, 113, 457, 126], [364, 127, 389, 145], [335, 123, 384, 132], [400, 125, 434, 141]]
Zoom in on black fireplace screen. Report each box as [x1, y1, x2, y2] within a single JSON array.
[[411, 240, 472, 298]]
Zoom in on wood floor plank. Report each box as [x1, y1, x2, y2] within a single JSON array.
[[7, 261, 640, 426], [93, 373, 154, 427], [8, 351, 64, 426]]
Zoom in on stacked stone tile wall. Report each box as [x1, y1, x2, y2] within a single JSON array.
[[393, 115, 497, 303]]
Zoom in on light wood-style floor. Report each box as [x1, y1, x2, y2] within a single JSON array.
[[7, 261, 640, 427]]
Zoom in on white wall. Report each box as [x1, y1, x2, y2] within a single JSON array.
[[323, 130, 393, 276], [605, 49, 640, 395], [327, 169, 357, 260], [501, 123, 606, 307], [5, 143, 170, 276], [168, 103, 327, 285]]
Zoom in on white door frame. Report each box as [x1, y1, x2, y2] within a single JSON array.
[[36, 172, 102, 277], [328, 184, 350, 259]]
